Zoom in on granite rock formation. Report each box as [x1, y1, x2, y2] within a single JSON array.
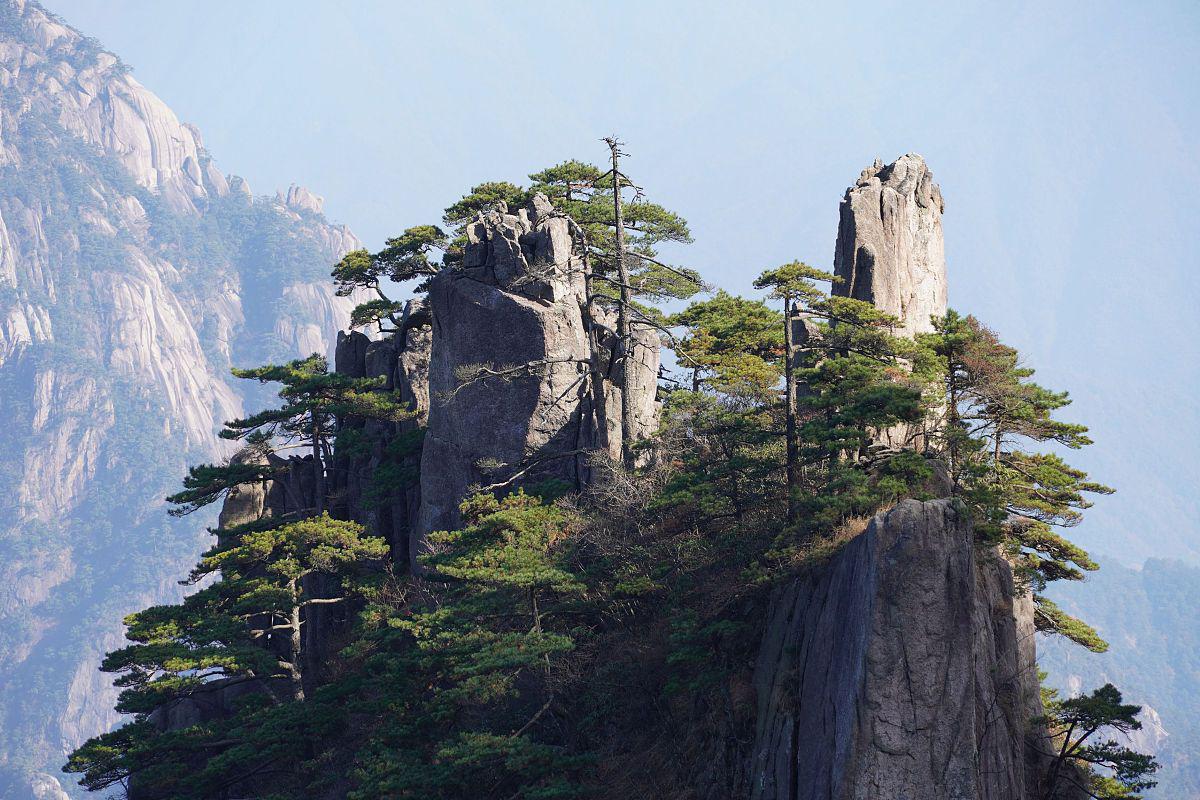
[[132, 154, 1062, 800], [833, 154, 947, 338], [740, 155, 1062, 799], [416, 195, 659, 567], [748, 499, 1047, 800], [0, 1, 362, 793]]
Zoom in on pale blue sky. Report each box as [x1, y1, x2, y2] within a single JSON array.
[[51, 0, 1200, 564]]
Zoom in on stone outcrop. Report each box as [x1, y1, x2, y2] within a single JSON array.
[[416, 195, 659, 568], [833, 154, 947, 338], [0, 1, 363, 794], [741, 155, 1058, 799], [332, 299, 431, 569], [748, 499, 1046, 800]]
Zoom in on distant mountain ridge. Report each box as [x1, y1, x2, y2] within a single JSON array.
[[0, 1, 362, 794]]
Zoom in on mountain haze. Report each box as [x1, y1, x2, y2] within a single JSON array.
[[0, 1, 361, 794]]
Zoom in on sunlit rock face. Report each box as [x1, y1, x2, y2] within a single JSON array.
[[0, 1, 362, 793], [833, 153, 947, 338], [417, 197, 594, 570], [748, 499, 1049, 800]]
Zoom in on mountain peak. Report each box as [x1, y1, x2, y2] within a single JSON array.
[[282, 184, 324, 214]]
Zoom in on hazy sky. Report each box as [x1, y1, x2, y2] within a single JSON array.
[[51, 0, 1200, 565]]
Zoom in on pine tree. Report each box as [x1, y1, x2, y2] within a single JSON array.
[[779, 277, 931, 541], [529, 143, 702, 466], [754, 261, 837, 522], [331, 225, 447, 332], [653, 390, 784, 527], [1039, 682, 1159, 799], [915, 312, 1113, 650], [215, 354, 415, 515], [62, 514, 386, 794], [657, 275, 930, 549], [669, 290, 783, 396], [347, 491, 591, 799], [64, 355, 408, 795]]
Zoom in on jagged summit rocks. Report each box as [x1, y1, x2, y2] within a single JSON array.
[[833, 153, 947, 338], [416, 193, 659, 568]]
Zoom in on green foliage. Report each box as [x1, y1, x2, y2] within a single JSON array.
[[533, 157, 699, 306], [166, 453, 276, 516], [753, 260, 838, 307], [653, 391, 784, 525], [63, 509, 385, 792], [442, 181, 531, 230], [63, 512, 385, 794], [64, 349, 411, 794], [222, 355, 414, 476], [669, 291, 783, 396], [433, 157, 701, 313], [659, 267, 930, 571], [1034, 595, 1108, 653], [360, 428, 425, 509], [65, 690, 348, 798], [664, 612, 744, 695], [331, 225, 447, 329], [348, 491, 592, 798], [915, 311, 1112, 646], [778, 294, 929, 543], [349, 296, 407, 330], [1040, 682, 1159, 799]]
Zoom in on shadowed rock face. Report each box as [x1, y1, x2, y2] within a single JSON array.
[[833, 154, 947, 338], [748, 499, 1046, 800], [332, 299, 431, 570], [415, 195, 659, 570]]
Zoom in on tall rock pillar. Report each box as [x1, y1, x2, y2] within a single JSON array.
[[833, 154, 947, 338], [742, 156, 1057, 798]]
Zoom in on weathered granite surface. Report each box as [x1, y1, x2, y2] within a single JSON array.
[[415, 195, 659, 568], [833, 154, 947, 338], [0, 1, 364, 792], [747, 499, 1046, 800]]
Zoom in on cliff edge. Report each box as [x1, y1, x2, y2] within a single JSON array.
[[749, 499, 1047, 799]]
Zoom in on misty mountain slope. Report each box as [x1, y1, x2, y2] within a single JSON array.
[[1041, 559, 1200, 800], [0, 1, 363, 795]]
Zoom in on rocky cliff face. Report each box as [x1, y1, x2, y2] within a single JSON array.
[[748, 500, 1046, 800], [0, 1, 361, 794]]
